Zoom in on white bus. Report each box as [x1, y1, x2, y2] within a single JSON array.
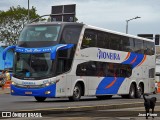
[[3, 22, 155, 101]]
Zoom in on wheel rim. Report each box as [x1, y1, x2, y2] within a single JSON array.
[[139, 87, 142, 95], [137, 84, 143, 97], [73, 86, 80, 98], [131, 88, 134, 96], [130, 87, 135, 97]]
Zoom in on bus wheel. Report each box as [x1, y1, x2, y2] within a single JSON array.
[[121, 95, 129, 98], [69, 84, 82, 101], [34, 97, 46, 102], [129, 84, 136, 99], [96, 95, 112, 100], [135, 84, 143, 98]]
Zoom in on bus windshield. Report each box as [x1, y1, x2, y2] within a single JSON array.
[[19, 25, 61, 42], [14, 53, 54, 79]]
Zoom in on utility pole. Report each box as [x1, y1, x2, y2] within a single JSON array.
[[28, 0, 30, 23]]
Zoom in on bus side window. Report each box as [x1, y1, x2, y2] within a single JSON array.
[[148, 42, 155, 55], [81, 29, 97, 49], [109, 33, 121, 51], [61, 26, 82, 44], [135, 39, 144, 54], [122, 37, 131, 52], [76, 63, 87, 76], [97, 32, 106, 49]]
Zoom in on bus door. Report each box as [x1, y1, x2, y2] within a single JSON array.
[[55, 48, 75, 97]]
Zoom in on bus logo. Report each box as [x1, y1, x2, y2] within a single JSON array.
[[97, 48, 120, 60]]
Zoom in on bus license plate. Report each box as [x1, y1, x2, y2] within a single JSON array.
[[25, 92, 32, 95]]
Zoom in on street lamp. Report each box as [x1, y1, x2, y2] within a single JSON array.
[[126, 16, 141, 34], [28, 0, 30, 23]]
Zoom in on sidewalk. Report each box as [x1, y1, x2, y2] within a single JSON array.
[[0, 88, 10, 94]]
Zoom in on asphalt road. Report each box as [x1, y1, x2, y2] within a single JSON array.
[[0, 93, 159, 111], [0, 93, 160, 120], [2, 106, 160, 120]]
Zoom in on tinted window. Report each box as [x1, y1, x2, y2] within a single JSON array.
[[122, 37, 133, 52], [14, 53, 54, 79], [76, 61, 132, 78], [144, 41, 155, 55], [81, 29, 154, 55], [19, 25, 61, 41], [134, 39, 144, 54], [81, 29, 97, 48], [61, 26, 82, 44], [109, 33, 121, 50], [149, 68, 155, 78], [97, 32, 106, 49], [56, 47, 75, 75], [148, 42, 155, 55]]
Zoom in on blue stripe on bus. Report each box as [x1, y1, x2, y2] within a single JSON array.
[[122, 52, 144, 68], [122, 52, 137, 64], [11, 84, 56, 98], [131, 54, 144, 68], [3, 44, 74, 60], [96, 77, 125, 94]]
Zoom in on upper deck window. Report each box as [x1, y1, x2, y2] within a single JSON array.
[[19, 25, 61, 42], [60, 26, 82, 44]]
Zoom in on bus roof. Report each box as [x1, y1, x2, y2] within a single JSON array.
[[27, 22, 84, 26]]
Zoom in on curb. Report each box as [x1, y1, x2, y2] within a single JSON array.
[[17, 101, 160, 113], [0, 89, 10, 94]]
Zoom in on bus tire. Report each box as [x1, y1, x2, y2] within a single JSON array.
[[121, 95, 129, 98], [34, 97, 46, 102], [135, 84, 143, 98], [69, 83, 82, 101], [129, 84, 136, 99], [96, 95, 112, 100]]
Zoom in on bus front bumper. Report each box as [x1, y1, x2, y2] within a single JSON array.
[[10, 84, 56, 98]]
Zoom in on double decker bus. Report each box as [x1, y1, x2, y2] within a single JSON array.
[[3, 22, 155, 102]]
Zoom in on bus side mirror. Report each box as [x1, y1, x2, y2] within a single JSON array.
[[3, 45, 16, 60]]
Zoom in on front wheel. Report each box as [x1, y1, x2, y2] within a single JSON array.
[[69, 84, 82, 101], [34, 97, 46, 102]]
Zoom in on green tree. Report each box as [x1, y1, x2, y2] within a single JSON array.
[[0, 6, 40, 45]]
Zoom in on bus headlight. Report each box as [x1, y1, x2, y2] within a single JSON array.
[[42, 81, 58, 87], [45, 83, 50, 86], [12, 81, 16, 85], [45, 91, 51, 94]]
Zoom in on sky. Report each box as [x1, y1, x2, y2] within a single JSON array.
[[0, 0, 160, 36]]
